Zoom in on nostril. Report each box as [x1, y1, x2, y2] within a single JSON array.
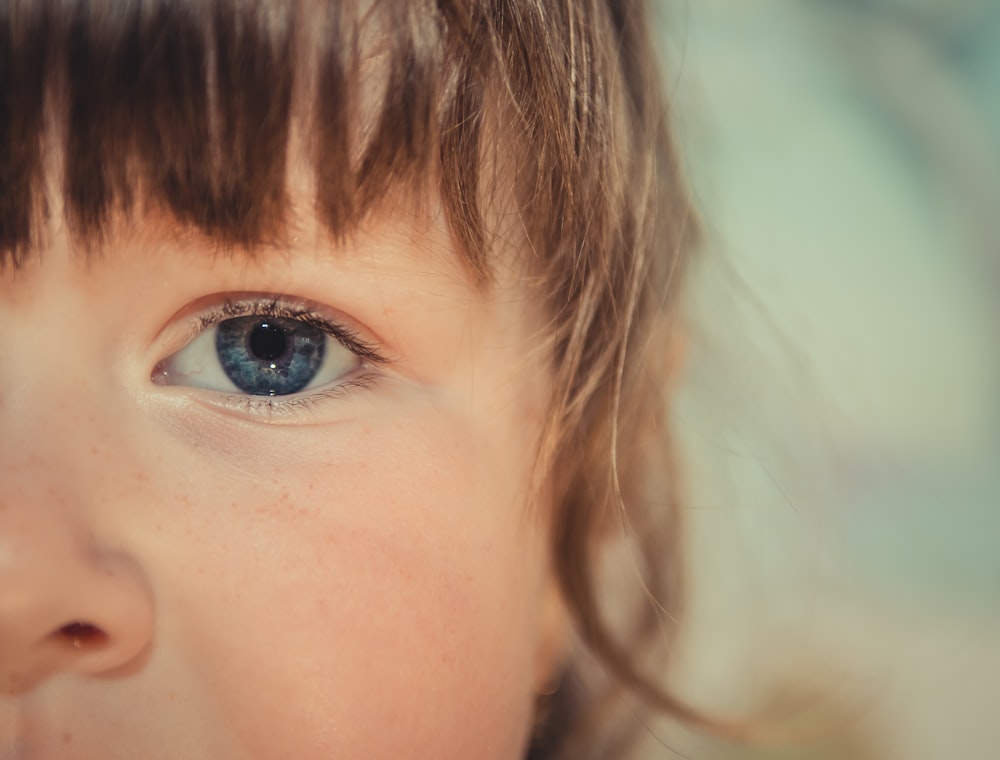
[[56, 622, 108, 650]]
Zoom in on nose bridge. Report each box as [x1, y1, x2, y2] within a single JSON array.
[[0, 384, 105, 528], [0, 385, 156, 694], [0, 403, 115, 571]]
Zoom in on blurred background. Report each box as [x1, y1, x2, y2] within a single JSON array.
[[653, 1, 999, 757]]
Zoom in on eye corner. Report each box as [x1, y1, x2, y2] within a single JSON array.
[[150, 360, 169, 386]]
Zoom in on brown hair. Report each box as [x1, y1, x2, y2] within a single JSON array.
[[0, 0, 700, 755]]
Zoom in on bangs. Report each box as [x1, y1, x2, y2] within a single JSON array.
[[0, 0, 488, 272]]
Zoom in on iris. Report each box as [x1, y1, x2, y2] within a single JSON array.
[[215, 316, 326, 395]]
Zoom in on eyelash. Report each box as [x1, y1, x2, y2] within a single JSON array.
[[196, 298, 385, 362], [212, 373, 382, 419], [162, 296, 390, 419]]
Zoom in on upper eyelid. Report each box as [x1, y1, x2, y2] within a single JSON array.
[[182, 295, 392, 365]]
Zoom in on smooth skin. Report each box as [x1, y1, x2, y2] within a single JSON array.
[[0, 185, 567, 758]]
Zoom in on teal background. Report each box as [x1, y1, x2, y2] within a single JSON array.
[[655, 2, 999, 757]]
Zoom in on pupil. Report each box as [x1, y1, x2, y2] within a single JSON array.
[[249, 322, 288, 361]]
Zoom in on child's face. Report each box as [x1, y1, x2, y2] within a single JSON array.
[[0, 194, 564, 758]]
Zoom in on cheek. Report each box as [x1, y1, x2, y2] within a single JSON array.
[[139, 412, 546, 759]]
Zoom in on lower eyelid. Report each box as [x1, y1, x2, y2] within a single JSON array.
[[188, 370, 384, 422]]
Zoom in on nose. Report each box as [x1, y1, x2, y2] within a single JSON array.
[[0, 456, 155, 695]]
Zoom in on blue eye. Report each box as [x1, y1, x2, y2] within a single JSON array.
[[216, 316, 326, 395], [157, 308, 367, 397]]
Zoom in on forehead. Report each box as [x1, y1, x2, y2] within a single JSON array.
[[0, 0, 496, 281], [89, 186, 474, 294]]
